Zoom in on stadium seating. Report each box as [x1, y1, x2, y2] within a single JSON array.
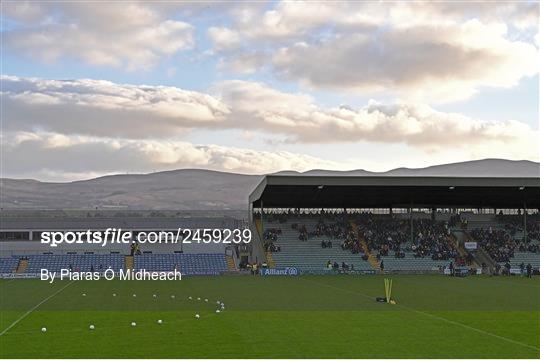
[[465, 214, 540, 269], [24, 254, 124, 273], [133, 253, 227, 275], [378, 251, 450, 271], [267, 217, 374, 272], [2, 253, 228, 275], [506, 250, 540, 268], [263, 214, 461, 272], [0, 257, 19, 273]]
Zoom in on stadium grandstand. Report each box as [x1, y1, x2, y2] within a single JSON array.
[[1, 176, 539, 277], [248, 175, 540, 276]]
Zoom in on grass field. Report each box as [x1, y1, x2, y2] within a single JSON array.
[[0, 275, 539, 358]]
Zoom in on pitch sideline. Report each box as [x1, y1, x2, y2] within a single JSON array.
[[0, 280, 75, 336], [301, 277, 540, 353]]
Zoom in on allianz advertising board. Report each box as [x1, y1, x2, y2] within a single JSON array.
[[260, 267, 300, 276]]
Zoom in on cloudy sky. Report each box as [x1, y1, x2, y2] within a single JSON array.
[[1, 1, 539, 181]]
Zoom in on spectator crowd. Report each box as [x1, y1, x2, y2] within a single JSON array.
[[260, 210, 539, 270]]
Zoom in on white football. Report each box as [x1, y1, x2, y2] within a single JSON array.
[[89, 325, 95, 330], [41, 327, 47, 333], [157, 319, 163, 324], [216, 309, 221, 313], [195, 314, 200, 319], [131, 322, 136, 327]]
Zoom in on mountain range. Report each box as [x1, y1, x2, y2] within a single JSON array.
[[1, 159, 538, 210]]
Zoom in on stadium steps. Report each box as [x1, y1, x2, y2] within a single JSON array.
[[449, 233, 479, 267], [226, 255, 236, 270], [254, 217, 270, 263], [125, 255, 134, 270], [255, 218, 263, 238], [16, 258, 28, 273], [265, 252, 275, 268], [462, 230, 497, 268], [250, 220, 268, 265], [350, 221, 380, 270]]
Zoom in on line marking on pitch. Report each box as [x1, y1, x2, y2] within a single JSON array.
[[480, 278, 540, 289], [0, 281, 75, 336], [401, 305, 540, 352], [302, 277, 540, 353]]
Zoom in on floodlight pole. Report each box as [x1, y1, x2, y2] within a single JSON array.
[[409, 204, 414, 244], [523, 201, 527, 242], [260, 200, 264, 235]]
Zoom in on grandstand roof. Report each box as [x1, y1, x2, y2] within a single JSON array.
[[249, 176, 540, 209]]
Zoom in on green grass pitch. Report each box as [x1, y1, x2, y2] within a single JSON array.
[[1, 275, 539, 358]]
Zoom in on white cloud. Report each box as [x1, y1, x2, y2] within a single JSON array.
[[213, 1, 539, 102], [2, 75, 229, 138], [3, 2, 195, 70], [230, 1, 539, 41], [5, 1, 538, 101], [208, 27, 242, 52], [4, 76, 538, 161], [397, 2, 540, 31], [234, 1, 383, 40], [215, 81, 538, 159], [271, 22, 538, 102], [217, 51, 267, 74]]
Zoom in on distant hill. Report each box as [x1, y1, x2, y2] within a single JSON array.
[[1, 159, 538, 210]]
